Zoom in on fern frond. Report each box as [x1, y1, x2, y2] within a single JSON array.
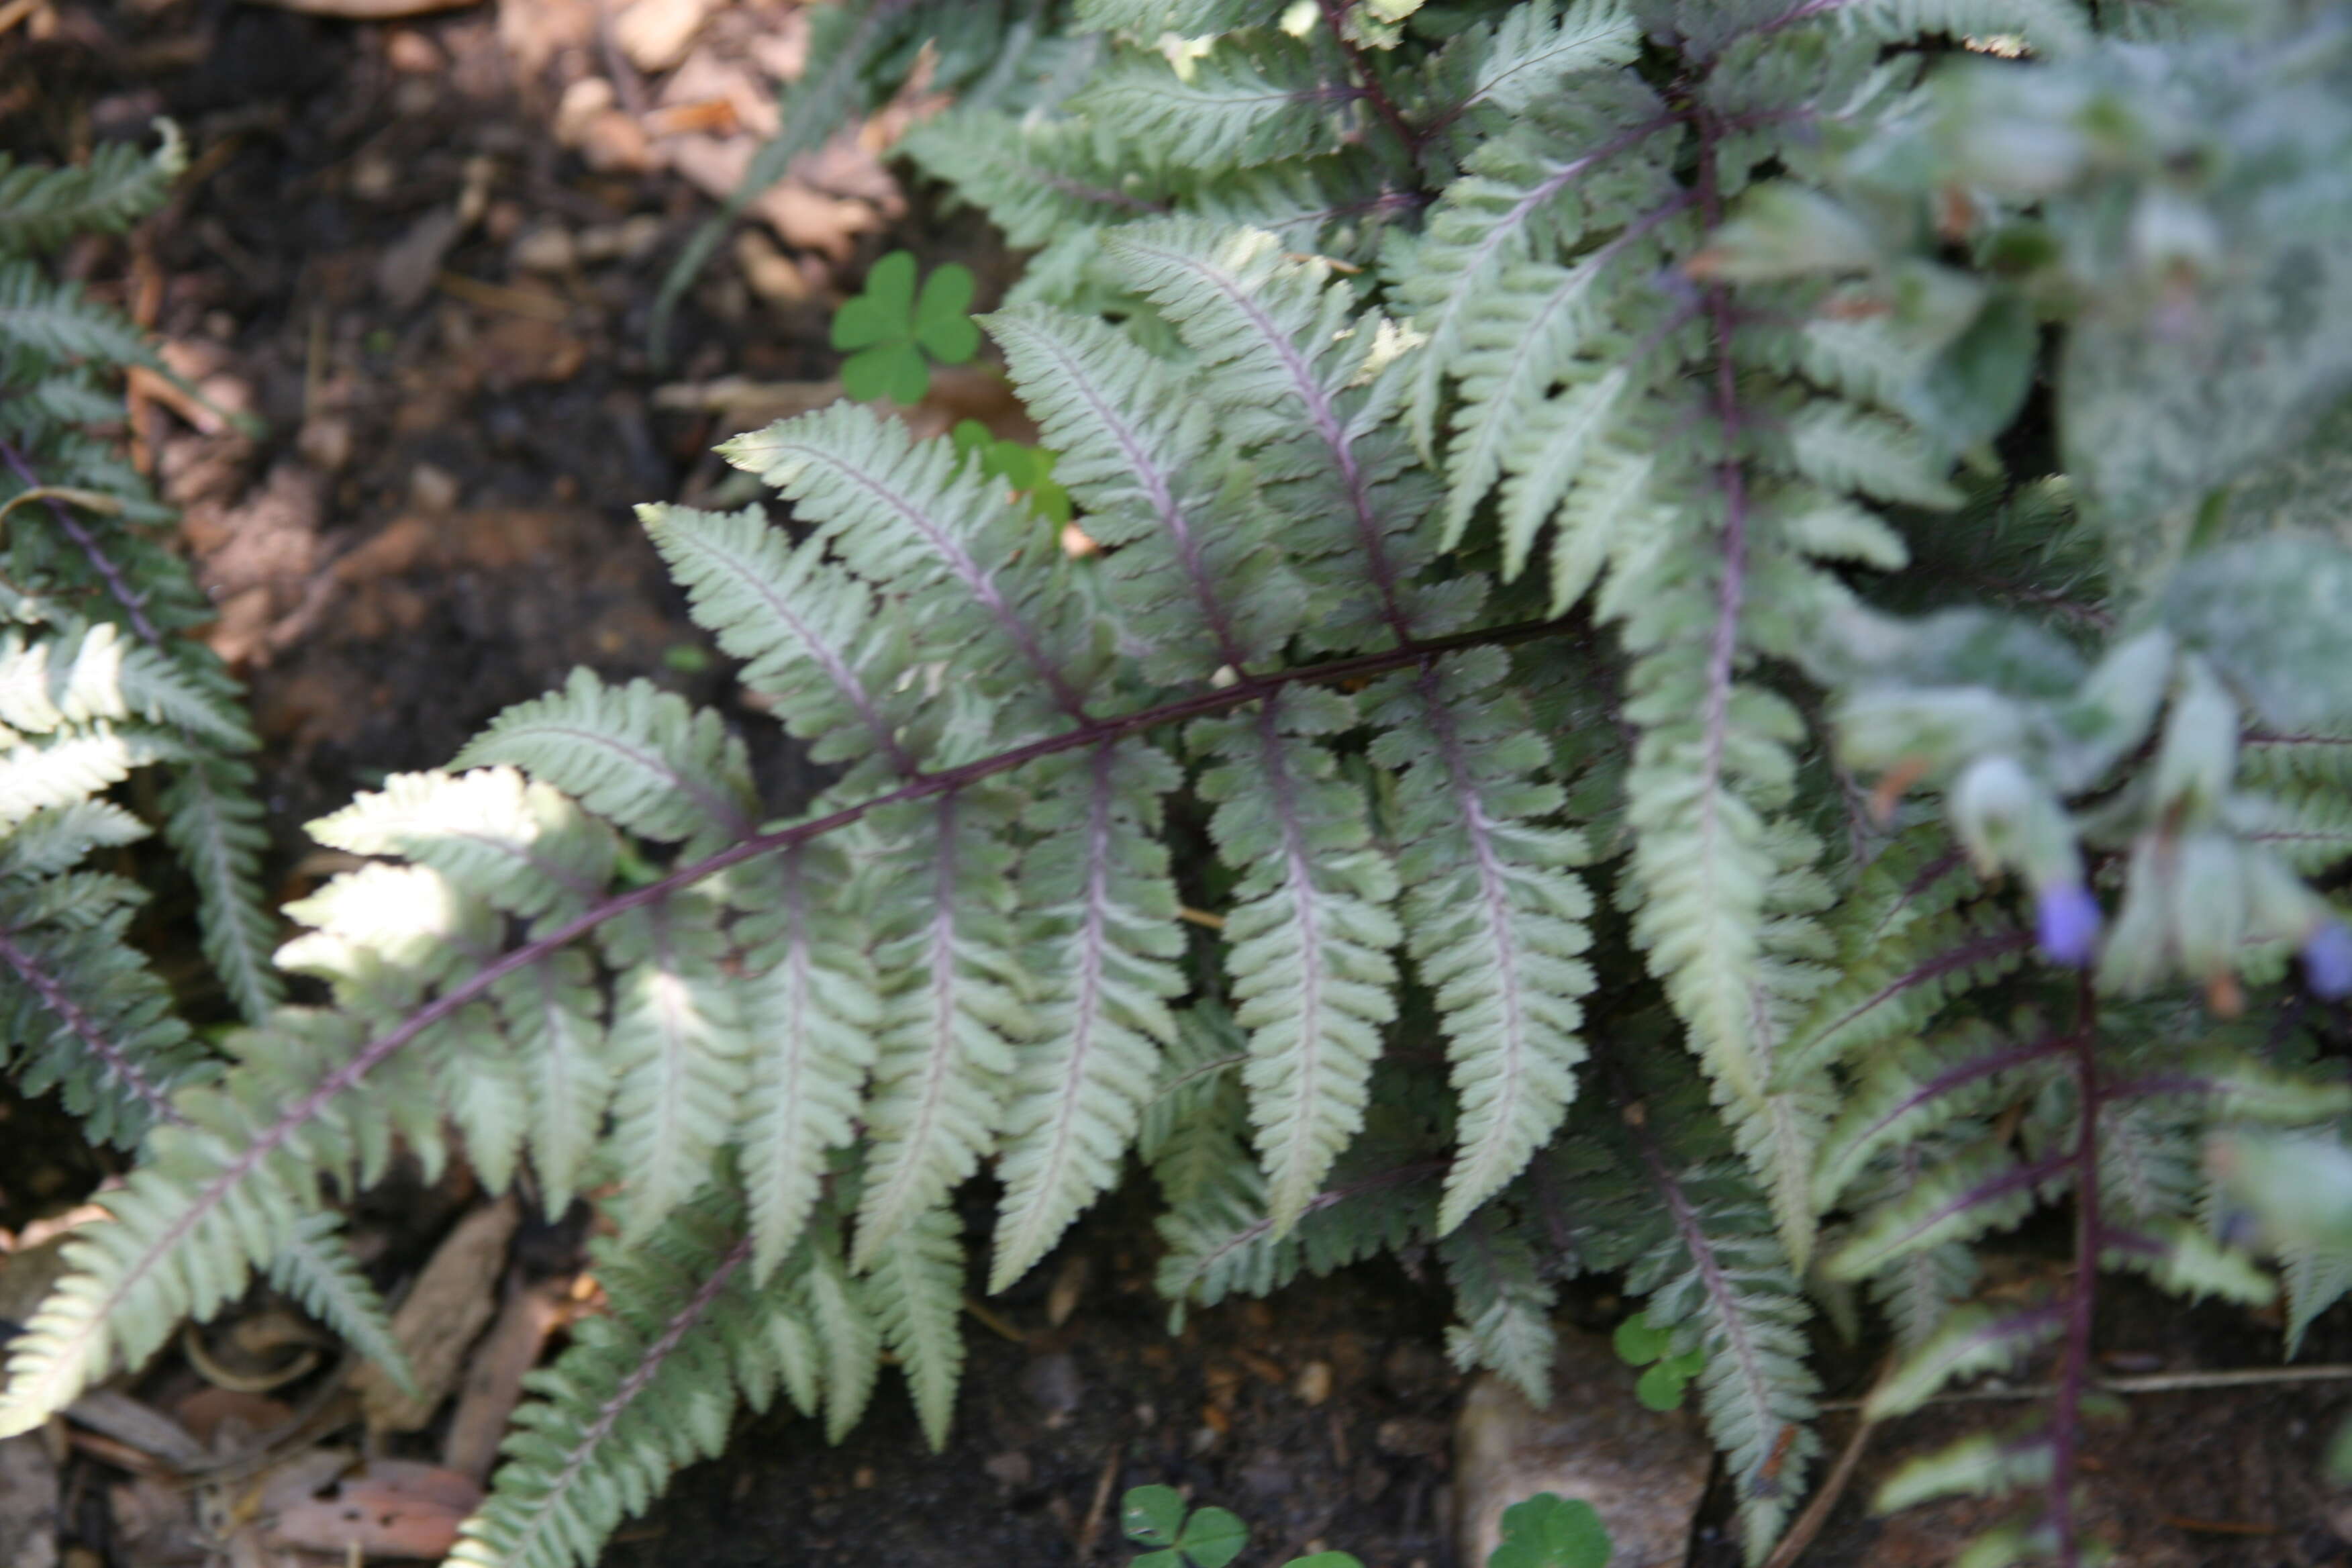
[[1813, 1023, 2063, 1212], [1827, 1142, 2061, 1281], [1383, 85, 1679, 456], [1106, 219, 1447, 651], [1071, 0, 1271, 32], [1195, 689, 1400, 1231], [0, 891, 211, 1144], [0, 1009, 377, 1433], [1866, 1300, 2066, 1421], [804, 1225, 883, 1442], [493, 950, 614, 1218], [1614, 1135, 1821, 1560], [1421, 0, 1640, 137], [721, 403, 1095, 720], [0, 797, 144, 878], [597, 892, 746, 1244], [990, 743, 1184, 1290], [1366, 649, 1594, 1232], [450, 1191, 767, 1568], [163, 752, 283, 1024], [454, 670, 757, 851], [732, 842, 879, 1282], [1440, 1209, 1558, 1404], [1140, 1003, 1253, 1214], [1075, 32, 1346, 172], [901, 109, 1168, 254], [1614, 495, 1835, 1259], [988, 302, 1296, 682], [265, 1210, 416, 1398], [642, 503, 922, 780], [0, 262, 162, 371], [853, 789, 1029, 1265], [862, 1204, 966, 1449], [311, 767, 619, 926], [0, 125, 185, 255]]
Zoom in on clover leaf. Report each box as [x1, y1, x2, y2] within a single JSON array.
[[1121, 1485, 1247, 1568], [1613, 1310, 1707, 1412], [830, 250, 981, 404], [1488, 1493, 1611, 1568], [951, 418, 1072, 524]]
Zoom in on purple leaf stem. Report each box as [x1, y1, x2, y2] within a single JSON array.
[[0, 435, 162, 646], [1844, 1033, 2066, 1153], [2048, 981, 2102, 1565], [61, 614, 1587, 1365]]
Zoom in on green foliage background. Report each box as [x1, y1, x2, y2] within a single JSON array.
[[8, 5, 2352, 1568]]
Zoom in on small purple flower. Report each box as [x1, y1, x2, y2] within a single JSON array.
[[2034, 881, 2102, 967], [2302, 921, 2352, 999]]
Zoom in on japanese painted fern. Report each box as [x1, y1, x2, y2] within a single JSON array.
[[0, 125, 281, 1148], [6, 8, 2352, 1568]]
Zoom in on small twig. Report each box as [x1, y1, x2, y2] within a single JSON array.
[[1177, 905, 1226, 931], [1820, 1359, 2352, 1412], [434, 271, 571, 322], [1073, 1441, 1123, 1561], [1758, 1359, 1892, 1568], [0, 485, 122, 530], [960, 1295, 1029, 1345], [2159, 1516, 2277, 1536]]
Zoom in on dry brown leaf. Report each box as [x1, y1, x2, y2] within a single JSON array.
[[441, 1278, 569, 1483], [611, 0, 716, 71], [350, 1197, 520, 1435], [246, 0, 478, 16], [265, 1458, 482, 1560]]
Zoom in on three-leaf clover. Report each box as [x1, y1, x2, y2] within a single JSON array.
[[1122, 1485, 1247, 1568], [1488, 1493, 1612, 1568], [830, 250, 979, 404], [1614, 1310, 1707, 1412], [951, 418, 1072, 524]]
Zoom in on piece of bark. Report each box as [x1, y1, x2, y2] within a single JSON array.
[[350, 1197, 520, 1435], [246, 0, 480, 19], [441, 1277, 567, 1483]]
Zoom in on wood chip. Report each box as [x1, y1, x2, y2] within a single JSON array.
[[244, 0, 479, 17], [440, 1278, 567, 1483], [350, 1197, 520, 1436]]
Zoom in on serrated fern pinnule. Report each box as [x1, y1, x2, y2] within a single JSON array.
[[721, 403, 1096, 721], [1197, 689, 1400, 1231], [600, 893, 746, 1244], [734, 843, 879, 1283], [990, 742, 1185, 1289], [456, 671, 758, 851], [640, 504, 922, 781], [1073, 30, 1348, 173], [1365, 648, 1594, 1234], [987, 303, 1292, 682], [0, 123, 183, 254], [450, 1191, 773, 1568], [853, 788, 1030, 1267]]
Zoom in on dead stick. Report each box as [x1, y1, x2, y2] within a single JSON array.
[[1820, 1359, 2352, 1412]]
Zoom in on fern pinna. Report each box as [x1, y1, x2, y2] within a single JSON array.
[[7, 7, 2352, 1568]]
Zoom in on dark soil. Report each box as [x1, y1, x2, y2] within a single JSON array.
[[8, 5, 2352, 1568]]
